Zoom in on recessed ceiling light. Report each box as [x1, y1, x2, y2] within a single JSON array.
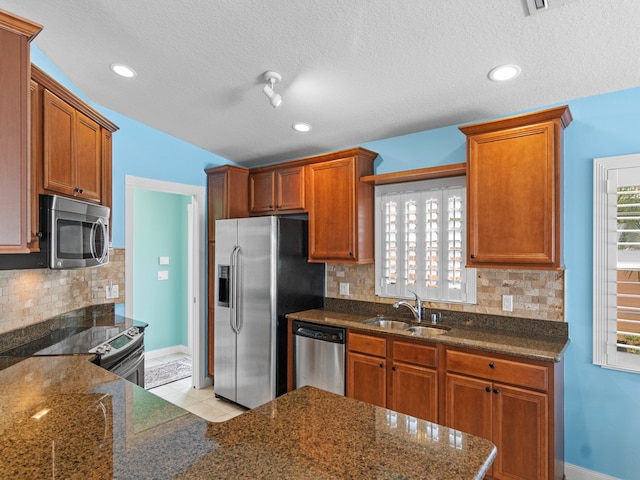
[[110, 63, 137, 78], [488, 64, 521, 82], [292, 123, 312, 133]]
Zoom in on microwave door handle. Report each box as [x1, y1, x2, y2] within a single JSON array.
[[90, 220, 108, 262], [97, 220, 109, 262], [90, 223, 98, 259], [230, 246, 241, 334]]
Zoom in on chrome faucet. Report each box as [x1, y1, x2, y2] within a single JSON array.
[[393, 291, 423, 323]]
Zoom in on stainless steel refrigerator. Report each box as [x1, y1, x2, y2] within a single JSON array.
[[213, 216, 325, 409]]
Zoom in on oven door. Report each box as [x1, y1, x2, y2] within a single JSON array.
[[107, 343, 145, 388]]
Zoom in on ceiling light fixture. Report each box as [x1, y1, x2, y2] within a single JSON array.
[[110, 63, 137, 78], [263, 71, 282, 108], [292, 123, 311, 133], [488, 64, 521, 82]]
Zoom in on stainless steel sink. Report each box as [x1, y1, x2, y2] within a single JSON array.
[[363, 317, 410, 330], [405, 325, 450, 336]]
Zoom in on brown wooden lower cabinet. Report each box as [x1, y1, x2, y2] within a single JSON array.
[[445, 348, 562, 480], [344, 330, 564, 480], [346, 332, 438, 423]]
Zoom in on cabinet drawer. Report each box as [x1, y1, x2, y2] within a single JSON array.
[[393, 341, 437, 368], [446, 349, 548, 391], [348, 332, 386, 357]]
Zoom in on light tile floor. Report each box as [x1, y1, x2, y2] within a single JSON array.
[[146, 353, 246, 423]]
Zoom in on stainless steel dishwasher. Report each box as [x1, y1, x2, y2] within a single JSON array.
[[293, 320, 345, 395]]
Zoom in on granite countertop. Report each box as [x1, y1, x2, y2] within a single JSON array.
[[0, 356, 496, 479], [287, 308, 569, 362]]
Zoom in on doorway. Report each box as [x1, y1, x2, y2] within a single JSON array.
[[124, 175, 209, 389]]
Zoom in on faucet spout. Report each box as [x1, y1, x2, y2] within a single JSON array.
[[393, 291, 423, 322]]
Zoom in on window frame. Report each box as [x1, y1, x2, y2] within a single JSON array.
[[374, 177, 477, 304], [593, 153, 640, 373]]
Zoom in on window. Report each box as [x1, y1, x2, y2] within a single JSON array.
[[594, 153, 640, 373], [375, 177, 477, 304]]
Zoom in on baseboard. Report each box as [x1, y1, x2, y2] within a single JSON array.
[[145, 345, 189, 361], [566, 463, 620, 480]]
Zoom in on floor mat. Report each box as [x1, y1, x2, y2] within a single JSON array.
[[145, 357, 192, 389]]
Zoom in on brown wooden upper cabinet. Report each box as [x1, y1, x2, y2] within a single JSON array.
[[42, 90, 102, 202], [459, 106, 572, 269], [0, 10, 42, 254], [306, 147, 377, 264], [31, 65, 118, 209], [249, 164, 305, 215]]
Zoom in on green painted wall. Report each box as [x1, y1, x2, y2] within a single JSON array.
[[133, 189, 191, 351]]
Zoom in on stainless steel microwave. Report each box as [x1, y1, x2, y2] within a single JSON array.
[[41, 195, 110, 269]]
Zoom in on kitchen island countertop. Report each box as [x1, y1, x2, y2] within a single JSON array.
[[0, 355, 496, 479]]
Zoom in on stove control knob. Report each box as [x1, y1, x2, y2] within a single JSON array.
[[127, 327, 139, 338]]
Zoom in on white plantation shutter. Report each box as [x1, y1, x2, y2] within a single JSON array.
[[594, 154, 640, 373], [375, 178, 476, 304]]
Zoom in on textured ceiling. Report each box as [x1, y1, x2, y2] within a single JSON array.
[[2, 0, 639, 167]]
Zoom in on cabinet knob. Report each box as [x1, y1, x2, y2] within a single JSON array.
[[470, 254, 476, 259], [489, 362, 495, 369], [379, 363, 384, 368], [493, 388, 500, 395], [392, 366, 396, 371], [485, 386, 491, 393]]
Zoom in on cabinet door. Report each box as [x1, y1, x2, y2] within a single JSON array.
[[75, 111, 102, 202], [276, 166, 305, 212], [308, 157, 356, 262], [493, 383, 548, 480], [466, 123, 556, 267], [249, 170, 275, 214], [347, 351, 386, 408], [390, 363, 437, 422], [445, 373, 493, 442], [43, 89, 75, 197]]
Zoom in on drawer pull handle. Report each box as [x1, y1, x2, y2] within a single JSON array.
[[489, 362, 495, 369], [485, 386, 491, 393]]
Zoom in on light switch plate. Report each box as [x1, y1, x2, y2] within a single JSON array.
[[502, 294, 513, 312], [158, 270, 169, 281], [159, 256, 170, 265]]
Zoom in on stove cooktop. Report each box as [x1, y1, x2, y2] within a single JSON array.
[[1, 325, 127, 357]]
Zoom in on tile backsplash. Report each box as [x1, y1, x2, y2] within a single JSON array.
[[326, 263, 564, 321], [0, 248, 125, 334]]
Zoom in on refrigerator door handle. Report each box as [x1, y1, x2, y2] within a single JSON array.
[[230, 245, 241, 334]]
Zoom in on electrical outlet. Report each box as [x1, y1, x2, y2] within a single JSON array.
[[105, 284, 119, 299], [158, 270, 169, 281], [502, 294, 513, 312], [339, 282, 350, 296]]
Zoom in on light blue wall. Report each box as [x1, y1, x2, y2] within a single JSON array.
[[133, 190, 190, 351], [31, 45, 640, 478]]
